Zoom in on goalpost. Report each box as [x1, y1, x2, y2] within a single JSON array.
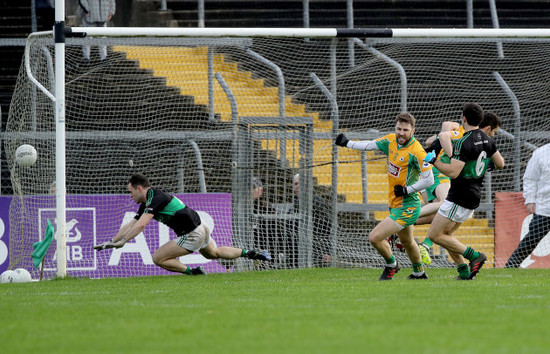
[[5, 23, 550, 279]]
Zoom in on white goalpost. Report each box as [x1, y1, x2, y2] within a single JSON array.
[[5, 19, 550, 279]]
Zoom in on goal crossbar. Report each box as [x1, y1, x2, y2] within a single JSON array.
[[65, 27, 550, 38]]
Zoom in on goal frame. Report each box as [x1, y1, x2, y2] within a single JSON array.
[[44, 1, 550, 276]]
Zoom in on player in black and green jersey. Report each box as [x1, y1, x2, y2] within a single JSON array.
[[416, 111, 503, 265], [94, 174, 271, 275], [423, 103, 505, 280]]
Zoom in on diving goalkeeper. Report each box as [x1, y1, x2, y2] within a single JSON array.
[[94, 174, 271, 275]]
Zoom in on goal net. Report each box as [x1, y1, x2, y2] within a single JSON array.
[[5, 28, 550, 279]]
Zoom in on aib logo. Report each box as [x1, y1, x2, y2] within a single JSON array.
[[65, 219, 83, 243], [40, 208, 97, 271]]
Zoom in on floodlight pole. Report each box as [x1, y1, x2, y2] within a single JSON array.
[[54, 0, 67, 277]]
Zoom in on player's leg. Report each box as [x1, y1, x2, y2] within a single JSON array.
[[198, 224, 272, 261], [428, 201, 487, 279], [426, 212, 465, 254], [200, 242, 272, 261], [447, 249, 470, 280], [415, 211, 437, 226], [417, 181, 450, 226], [369, 212, 406, 280], [397, 226, 421, 264], [397, 226, 428, 279], [425, 212, 471, 279], [200, 241, 238, 259], [154, 224, 211, 275], [417, 182, 451, 265], [369, 217, 402, 259], [152, 240, 195, 274]]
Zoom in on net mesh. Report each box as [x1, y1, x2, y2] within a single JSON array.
[[4, 32, 550, 279]]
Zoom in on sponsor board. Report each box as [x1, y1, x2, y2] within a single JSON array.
[[0, 194, 233, 277]]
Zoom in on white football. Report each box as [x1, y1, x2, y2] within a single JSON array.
[[13, 268, 32, 283], [15, 144, 38, 167], [0, 270, 16, 283]]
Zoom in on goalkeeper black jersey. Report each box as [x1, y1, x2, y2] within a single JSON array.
[[446, 129, 498, 210], [134, 188, 202, 235]]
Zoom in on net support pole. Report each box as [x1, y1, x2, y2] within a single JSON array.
[[54, 0, 67, 277], [354, 38, 407, 112], [488, 0, 504, 58], [493, 71, 522, 191], [310, 72, 339, 262], [346, 0, 355, 67]]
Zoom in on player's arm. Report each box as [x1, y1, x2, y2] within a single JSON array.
[[433, 157, 464, 179], [490, 151, 505, 170], [94, 218, 137, 250], [394, 169, 434, 197], [94, 214, 154, 251], [425, 121, 460, 148], [111, 219, 136, 242], [335, 133, 379, 151], [115, 213, 155, 245], [523, 150, 540, 213], [438, 131, 453, 157], [441, 121, 460, 132], [424, 134, 437, 148]]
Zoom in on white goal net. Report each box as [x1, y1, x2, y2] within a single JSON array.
[[4, 28, 550, 279]]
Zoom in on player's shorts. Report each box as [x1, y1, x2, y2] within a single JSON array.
[[437, 200, 474, 223], [425, 170, 451, 202], [175, 223, 211, 252], [389, 205, 421, 230]]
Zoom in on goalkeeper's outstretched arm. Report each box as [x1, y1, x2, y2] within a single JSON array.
[[94, 214, 154, 251], [115, 213, 155, 244]]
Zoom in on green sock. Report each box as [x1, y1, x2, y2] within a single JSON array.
[[183, 266, 192, 275], [412, 262, 424, 273], [241, 249, 248, 257], [385, 255, 396, 265], [422, 238, 433, 248], [457, 263, 469, 278], [462, 247, 480, 261]]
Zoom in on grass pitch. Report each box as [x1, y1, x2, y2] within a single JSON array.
[[1, 268, 549, 354]]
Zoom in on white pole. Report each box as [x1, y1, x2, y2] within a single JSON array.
[[67, 27, 550, 38], [54, 0, 67, 277], [69, 27, 338, 37]]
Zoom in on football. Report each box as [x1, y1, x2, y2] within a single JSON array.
[[0, 270, 16, 283], [13, 268, 32, 282], [15, 144, 38, 167]]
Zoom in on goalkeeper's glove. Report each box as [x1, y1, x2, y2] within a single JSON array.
[[423, 150, 437, 165], [394, 185, 409, 197], [487, 160, 495, 172], [335, 133, 350, 147], [93, 238, 125, 251]]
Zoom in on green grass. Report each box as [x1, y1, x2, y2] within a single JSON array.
[[1, 268, 549, 354]]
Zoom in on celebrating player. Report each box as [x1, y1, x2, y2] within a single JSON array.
[[423, 103, 505, 280], [335, 113, 434, 280], [415, 111, 503, 265], [94, 174, 271, 275]]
